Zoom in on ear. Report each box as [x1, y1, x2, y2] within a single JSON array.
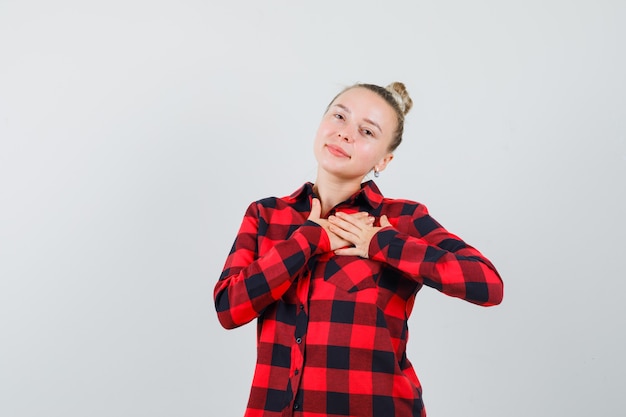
[[374, 152, 394, 173]]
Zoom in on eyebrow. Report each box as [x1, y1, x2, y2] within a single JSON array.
[[332, 103, 383, 134]]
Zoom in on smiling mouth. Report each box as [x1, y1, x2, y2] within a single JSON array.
[[326, 144, 350, 158]]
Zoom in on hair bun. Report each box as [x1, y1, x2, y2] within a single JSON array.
[[385, 82, 413, 116]]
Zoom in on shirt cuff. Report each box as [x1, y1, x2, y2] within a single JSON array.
[[368, 226, 397, 261], [298, 220, 331, 254]]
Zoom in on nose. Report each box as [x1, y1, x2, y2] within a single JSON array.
[[337, 131, 353, 143]]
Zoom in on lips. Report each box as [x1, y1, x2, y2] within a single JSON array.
[[326, 144, 351, 158]]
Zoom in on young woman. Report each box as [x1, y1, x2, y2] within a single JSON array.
[[215, 82, 503, 417]]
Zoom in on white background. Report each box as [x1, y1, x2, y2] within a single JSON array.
[[1, 1, 625, 416]]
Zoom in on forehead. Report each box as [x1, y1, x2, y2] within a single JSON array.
[[330, 87, 397, 127], [333, 86, 383, 105], [331, 88, 394, 114]]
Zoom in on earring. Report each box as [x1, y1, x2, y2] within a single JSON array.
[[374, 169, 380, 178]]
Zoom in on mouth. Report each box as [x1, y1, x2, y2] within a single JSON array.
[[325, 144, 351, 158]]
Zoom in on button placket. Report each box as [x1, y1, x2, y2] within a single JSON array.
[[291, 269, 311, 412]]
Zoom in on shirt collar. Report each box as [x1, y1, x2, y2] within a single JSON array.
[[288, 180, 384, 210]]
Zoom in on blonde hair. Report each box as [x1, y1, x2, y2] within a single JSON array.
[[327, 82, 413, 151]]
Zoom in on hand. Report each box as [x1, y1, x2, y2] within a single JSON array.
[[307, 198, 352, 251], [328, 211, 392, 258]]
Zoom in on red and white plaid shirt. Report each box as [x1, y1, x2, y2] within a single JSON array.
[[215, 181, 503, 417]]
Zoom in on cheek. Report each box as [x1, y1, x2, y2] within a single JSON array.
[[356, 142, 378, 158], [357, 142, 388, 165], [314, 121, 335, 146], [313, 127, 327, 158], [316, 120, 334, 137], [313, 128, 324, 149]]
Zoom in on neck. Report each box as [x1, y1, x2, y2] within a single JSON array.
[[313, 170, 364, 216]]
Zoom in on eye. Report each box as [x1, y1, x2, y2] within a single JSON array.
[[362, 128, 374, 137], [333, 113, 345, 120]]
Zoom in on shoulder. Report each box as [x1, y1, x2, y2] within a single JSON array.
[[366, 182, 429, 217], [380, 197, 430, 217], [244, 196, 291, 216], [380, 197, 444, 237], [246, 183, 311, 216]]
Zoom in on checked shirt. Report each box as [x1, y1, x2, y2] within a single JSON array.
[[215, 181, 503, 417]]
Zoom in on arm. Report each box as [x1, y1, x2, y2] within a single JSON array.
[[369, 205, 503, 306], [329, 205, 503, 306], [214, 201, 330, 329]]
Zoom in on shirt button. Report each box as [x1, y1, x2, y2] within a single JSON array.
[[293, 403, 300, 410], [294, 369, 299, 375], [299, 304, 304, 310], [296, 337, 302, 344]]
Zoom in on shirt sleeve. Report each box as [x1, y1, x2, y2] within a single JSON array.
[[214, 201, 331, 329], [368, 203, 503, 306]]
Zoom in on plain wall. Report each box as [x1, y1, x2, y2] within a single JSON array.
[[1, 1, 625, 416]]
